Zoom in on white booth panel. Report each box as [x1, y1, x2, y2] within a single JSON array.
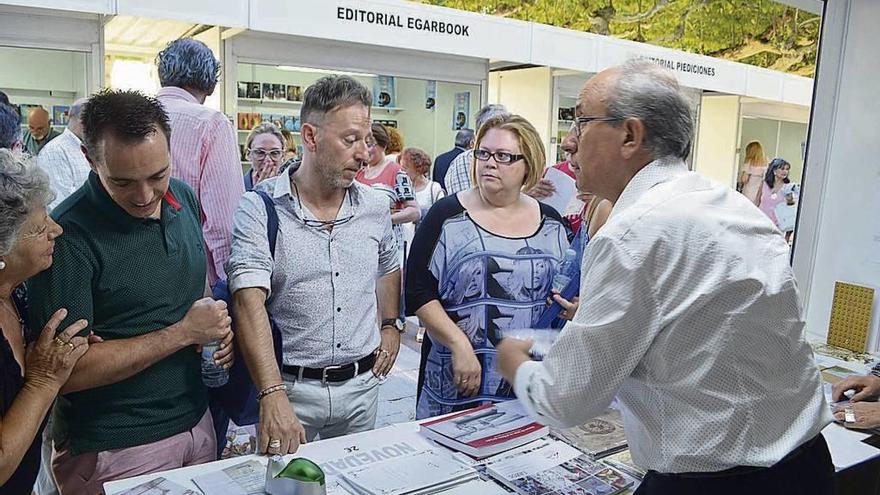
[[249, 0, 531, 65], [745, 67, 785, 102], [0, 0, 112, 14], [793, 0, 880, 348], [116, 0, 248, 28], [530, 24, 596, 73], [228, 33, 488, 86], [0, 6, 100, 53], [782, 76, 814, 107]]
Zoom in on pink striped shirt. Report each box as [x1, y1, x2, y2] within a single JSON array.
[[157, 86, 245, 285]]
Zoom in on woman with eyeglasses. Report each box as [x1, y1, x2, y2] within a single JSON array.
[[405, 114, 568, 419], [244, 123, 287, 191], [0, 150, 92, 493]]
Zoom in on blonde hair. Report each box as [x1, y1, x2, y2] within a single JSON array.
[[471, 114, 545, 191], [245, 122, 284, 150], [745, 141, 766, 166]]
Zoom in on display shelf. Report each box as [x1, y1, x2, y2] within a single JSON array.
[[237, 98, 404, 114]]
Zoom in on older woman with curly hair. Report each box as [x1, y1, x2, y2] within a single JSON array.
[[0, 150, 90, 494]]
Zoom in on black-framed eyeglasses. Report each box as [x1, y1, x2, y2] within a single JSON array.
[[473, 148, 525, 165], [574, 116, 621, 138], [249, 148, 283, 161], [291, 181, 355, 230]]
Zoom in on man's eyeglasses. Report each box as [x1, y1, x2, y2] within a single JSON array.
[[573, 116, 621, 138], [292, 181, 355, 230], [473, 149, 525, 165], [249, 148, 283, 161]]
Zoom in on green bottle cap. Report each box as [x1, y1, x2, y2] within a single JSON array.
[[277, 458, 325, 484]]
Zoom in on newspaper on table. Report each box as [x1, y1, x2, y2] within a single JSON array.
[[601, 449, 646, 481], [112, 476, 198, 495], [483, 438, 633, 495], [191, 459, 264, 495], [550, 408, 628, 459]]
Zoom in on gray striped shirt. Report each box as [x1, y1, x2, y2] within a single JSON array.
[[226, 167, 399, 368]]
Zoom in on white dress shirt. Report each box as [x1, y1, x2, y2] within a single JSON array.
[[36, 128, 90, 210], [514, 158, 831, 473]]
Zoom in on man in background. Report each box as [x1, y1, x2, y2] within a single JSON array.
[[156, 37, 244, 287], [432, 128, 472, 192], [444, 104, 508, 194], [37, 98, 90, 210], [23, 107, 60, 156]]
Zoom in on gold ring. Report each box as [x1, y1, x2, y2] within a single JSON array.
[[53, 337, 67, 347]]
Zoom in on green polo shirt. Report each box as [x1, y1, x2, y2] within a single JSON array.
[[28, 172, 208, 455]]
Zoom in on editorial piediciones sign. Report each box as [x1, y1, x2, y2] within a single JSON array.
[[639, 55, 717, 77], [337, 6, 471, 37]]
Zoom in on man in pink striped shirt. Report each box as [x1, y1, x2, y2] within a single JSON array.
[[156, 38, 244, 286]]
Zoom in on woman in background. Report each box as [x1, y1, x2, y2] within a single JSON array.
[[757, 157, 791, 228], [243, 123, 285, 191], [739, 141, 768, 205]]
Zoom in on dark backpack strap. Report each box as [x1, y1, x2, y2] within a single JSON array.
[[254, 190, 279, 257]]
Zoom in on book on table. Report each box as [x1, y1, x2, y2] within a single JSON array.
[[339, 449, 478, 495], [550, 407, 628, 459], [419, 400, 549, 459], [111, 476, 198, 495], [482, 438, 634, 495]]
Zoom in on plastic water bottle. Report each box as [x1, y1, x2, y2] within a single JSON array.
[[551, 248, 578, 293], [201, 340, 229, 388]]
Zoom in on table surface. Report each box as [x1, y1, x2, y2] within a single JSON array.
[[105, 352, 880, 494]]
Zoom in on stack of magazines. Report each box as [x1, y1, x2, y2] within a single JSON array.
[[419, 400, 549, 458], [482, 438, 634, 495], [550, 407, 628, 459], [339, 449, 477, 495]]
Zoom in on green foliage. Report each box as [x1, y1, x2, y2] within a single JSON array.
[[414, 0, 819, 76]]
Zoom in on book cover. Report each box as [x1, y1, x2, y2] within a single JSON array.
[[272, 84, 286, 101], [550, 408, 628, 459], [237, 113, 250, 130], [112, 477, 198, 495], [18, 104, 41, 124], [52, 105, 70, 126], [250, 113, 262, 129], [451, 92, 469, 130], [484, 439, 633, 495], [374, 75, 396, 108], [286, 85, 302, 102], [192, 459, 263, 495], [282, 115, 297, 131], [420, 400, 549, 458], [246, 82, 261, 99], [262, 83, 274, 101], [237, 82, 248, 98]]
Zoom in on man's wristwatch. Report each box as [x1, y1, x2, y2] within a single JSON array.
[[381, 318, 405, 332]]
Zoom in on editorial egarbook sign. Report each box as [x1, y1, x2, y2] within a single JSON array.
[[419, 400, 549, 458]]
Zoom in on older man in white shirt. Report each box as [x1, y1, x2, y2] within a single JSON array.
[[497, 60, 832, 495], [36, 98, 90, 210]]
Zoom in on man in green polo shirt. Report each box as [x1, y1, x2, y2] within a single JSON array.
[[28, 89, 235, 494]]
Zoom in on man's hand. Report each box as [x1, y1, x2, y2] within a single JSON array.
[[550, 293, 580, 321], [258, 392, 307, 455], [525, 178, 556, 200], [212, 328, 235, 369], [832, 374, 880, 402], [833, 401, 880, 430], [373, 326, 401, 377], [496, 338, 533, 385], [180, 298, 232, 346]]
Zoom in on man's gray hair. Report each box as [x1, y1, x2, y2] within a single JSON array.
[[301, 75, 372, 126], [0, 149, 53, 256], [606, 60, 694, 160], [474, 104, 508, 132], [156, 38, 220, 93], [68, 98, 88, 120], [454, 129, 474, 148]]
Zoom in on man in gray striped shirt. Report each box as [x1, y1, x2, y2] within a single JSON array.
[[226, 75, 401, 455]]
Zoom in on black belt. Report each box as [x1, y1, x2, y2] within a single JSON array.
[[282, 353, 375, 384]]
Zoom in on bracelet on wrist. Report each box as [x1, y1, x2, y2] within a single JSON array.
[[257, 383, 288, 401]]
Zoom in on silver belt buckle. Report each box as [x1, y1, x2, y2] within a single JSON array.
[[321, 364, 345, 385]]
